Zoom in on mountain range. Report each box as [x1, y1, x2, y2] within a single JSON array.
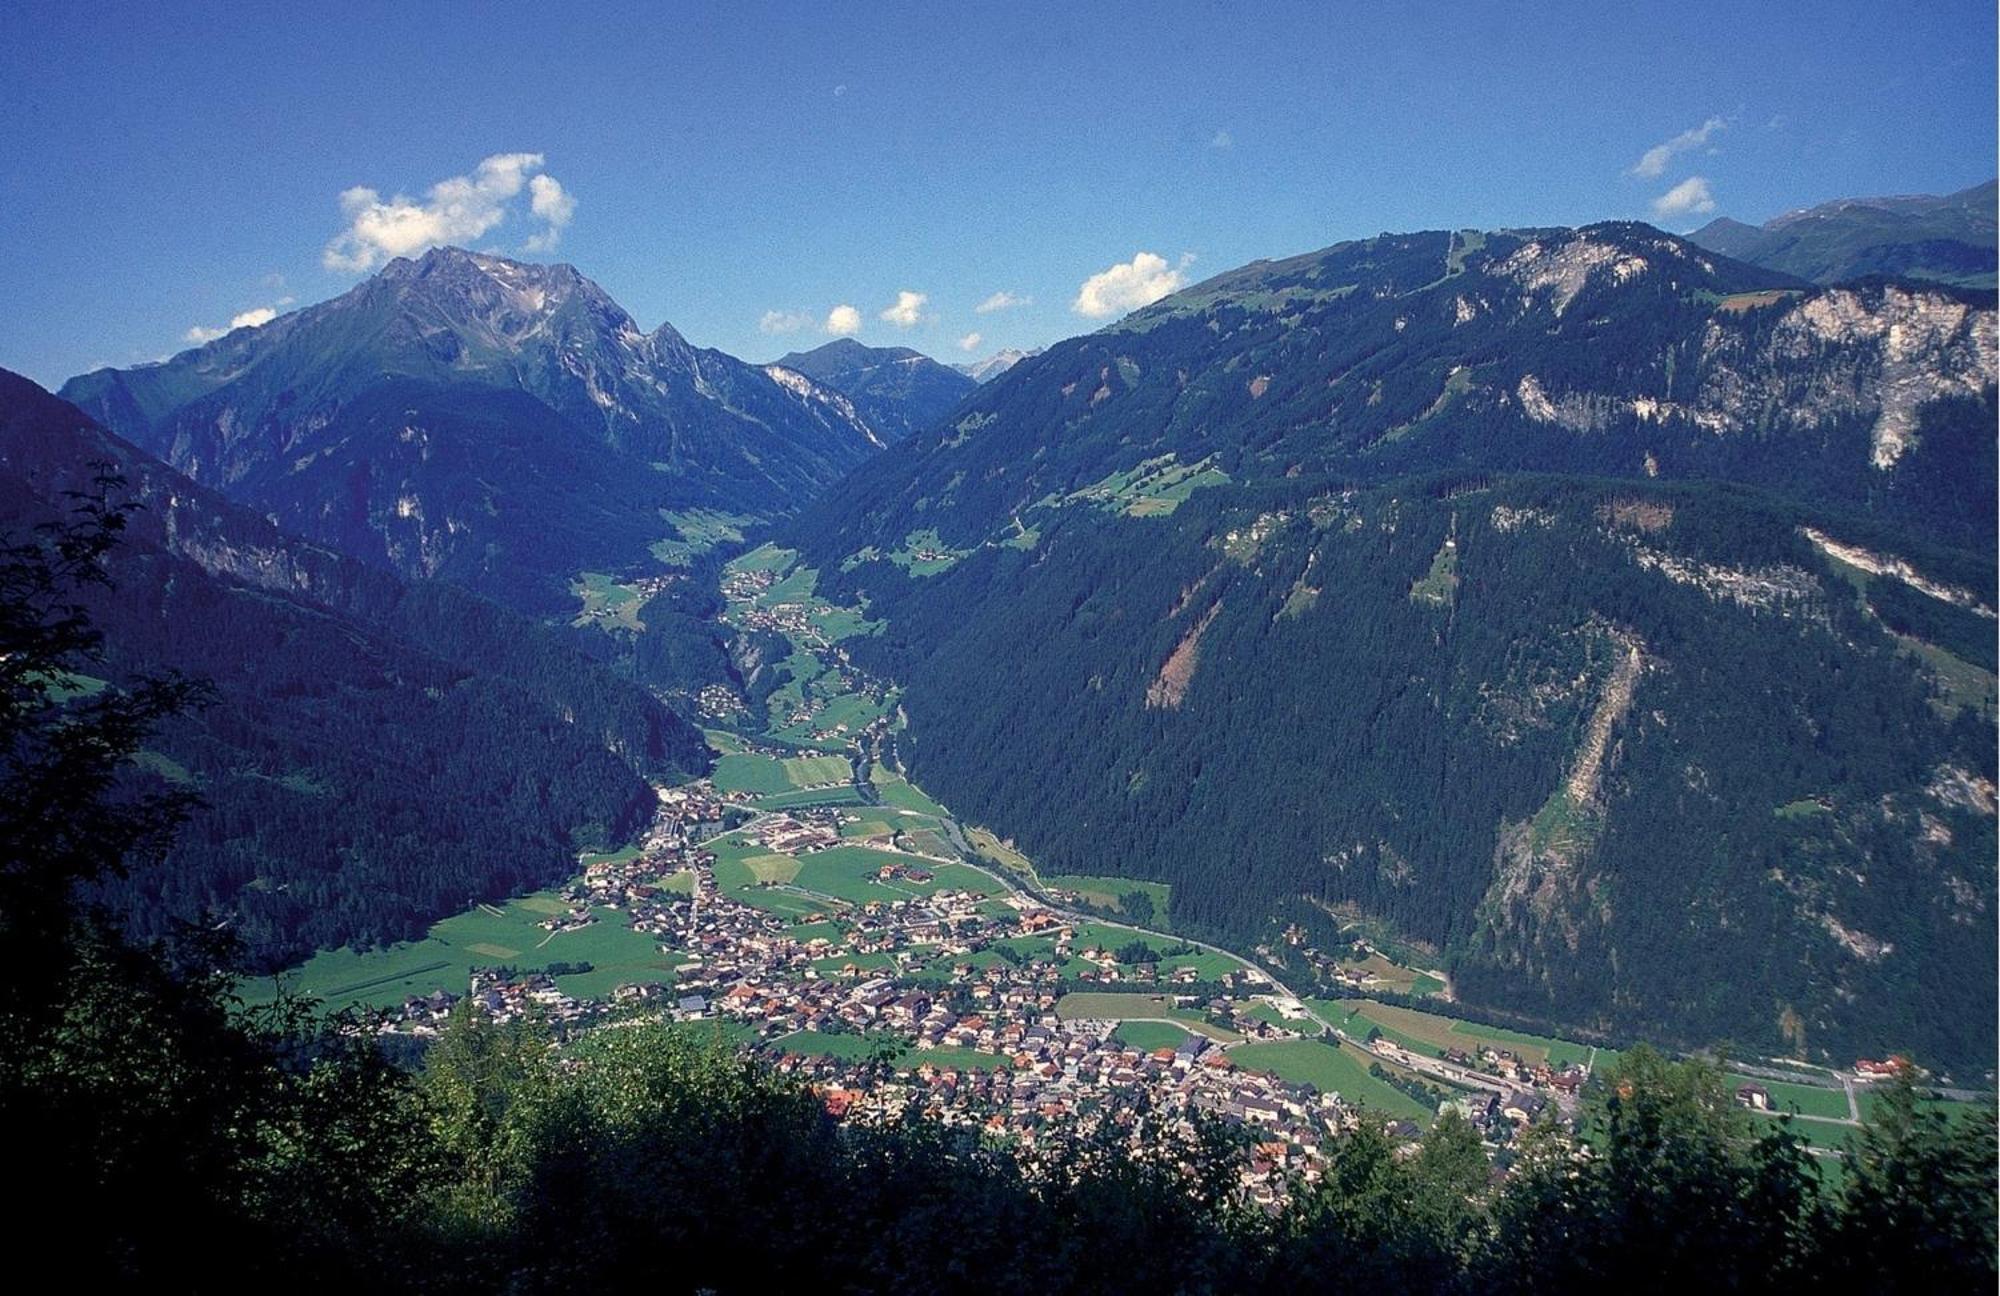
[[12, 192, 1997, 1070], [786, 219, 1997, 1069], [0, 368, 709, 967], [773, 338, 977, 443], [59, 248, 885, 614], [955, 347, 1043, 383], [1691, 179, 1996, 288]]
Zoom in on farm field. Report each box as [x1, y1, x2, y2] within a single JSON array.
[[791, 846, 1006, 904], [1730, 1075, 1853, 1120], [652, 507, 756, 565], [1335, 951, 1446, 997], [1065, 922, 1237, 980], [728, 542, 797, 574], [267, 892, 685, 1013], [1043, 874, 1171, 921], [751, 787, 868, 810], [906, 1046, 1010, 1071], [1331, 1000, 1606, 1070], [1114, 1020, 1192, 1051], [966, 826, 1038, 882], [771, 1030, 896, 1061], [1229, 1039, 1433, 1123], [870, 769, 951, 816], [1055, 992, 1242, 1043], [570, 571, 646, 633], [711, 751, 853, 795]]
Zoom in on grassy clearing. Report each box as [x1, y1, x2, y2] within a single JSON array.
[[782, 754, 853, 787], [1330, 952, 1443, 997], [1714, 289, 1800, 314], [889, 528, 973, 577], [1043, 874, 1170, 920], [712, 752, 794, 795], [791, 846, 1006, 905], [1894, 632, 1997, 718], [771, 1030, 898, 1061], [1064, 922, 1236, 980], [1408, 534, 1460, 606], [1230, 1039, 1432, 1122], [742, 854, 803, 885], [749, 787, 867, 811], [1059, 454, 1230, 518], [1055, 992, 1242, 1043], [570, 571, 646, 633], [1331, 1000, 1605, 1071], [1113, 1020, 1191, 1051], [906, 1046, 1010, 1071], [966, 826, 1038, 884], [703, 729, 751, 755], [871, 769, 951, 817], [728, 543, 797, 575], [1729, 1075, 1852, 1119], [267, 892, 685, 1013], [652, 508, 758, 566]]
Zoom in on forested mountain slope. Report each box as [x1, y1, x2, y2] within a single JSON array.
[[0, 369, 709, 966], [58, 247, 882, 614], [786, 222, 1998, 1073], [774, 338, 976, 443]]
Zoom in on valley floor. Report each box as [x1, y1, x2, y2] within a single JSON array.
[[261, 541, 1983, 1184]]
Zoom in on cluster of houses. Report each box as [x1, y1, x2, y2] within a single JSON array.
[[391, 968, 594, 1034]]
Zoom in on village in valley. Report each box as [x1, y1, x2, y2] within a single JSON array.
[[294, 542, 1934, 1200]]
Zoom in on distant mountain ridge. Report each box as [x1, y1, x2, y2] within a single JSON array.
[[1691, 180, 1996, 287], [60, 247, 885, 612], [773, 338, 976, 442], [954, 346, 1041, 383], [0, 367, 710, 965]]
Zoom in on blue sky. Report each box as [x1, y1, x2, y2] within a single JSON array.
[[2, 0, 1992, 387]]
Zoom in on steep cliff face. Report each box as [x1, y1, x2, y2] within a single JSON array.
[[799, 223, 1996, 568]]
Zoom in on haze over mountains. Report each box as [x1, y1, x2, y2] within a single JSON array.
[[12, 184, 1998, 1071]]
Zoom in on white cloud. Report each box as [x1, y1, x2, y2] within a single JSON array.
[[975, 290, 1030, 314], [958, 332, 983, 352], [758, 309, 814, 335], [1072, 251, 1191, 319], [879, 290, 930, 328], [323, 152, 574, 272], [521, 174, 576, 252], [184, 304, 281, 344], [1629, 116, 1727, 179], [1650, 176, 1717, 220], [825, 304, 863, 336], [1209, 128, 1233, 149]]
